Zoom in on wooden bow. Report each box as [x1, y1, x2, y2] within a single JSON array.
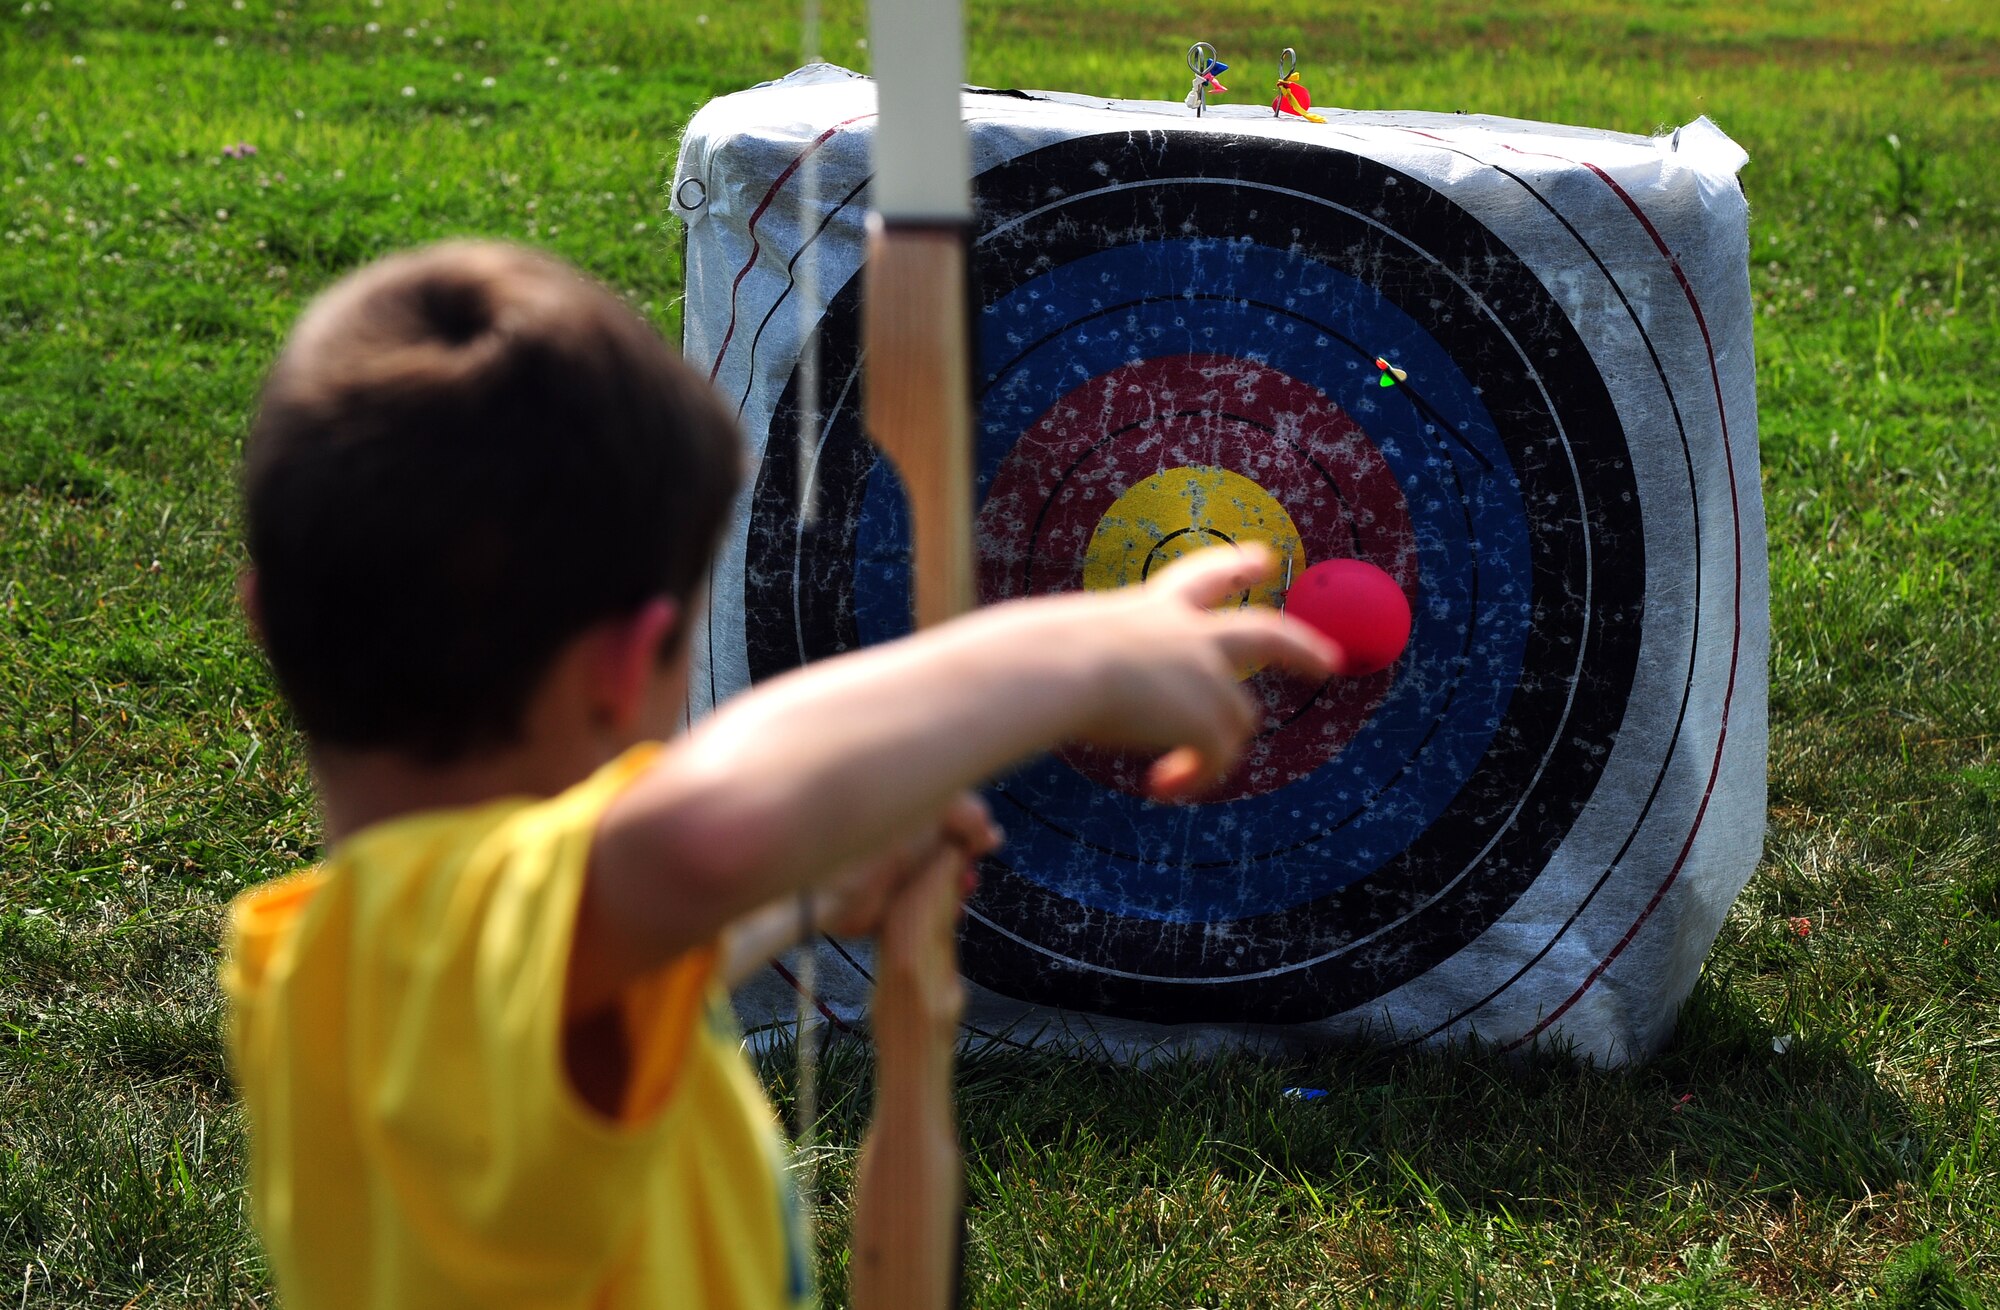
[[854, 1, 976, 1305]]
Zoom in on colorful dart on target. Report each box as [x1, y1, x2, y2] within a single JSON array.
[[1272, 48, 1327, 123], [1374, 356, 1408, 387], [1185, 43, 1229, 116]]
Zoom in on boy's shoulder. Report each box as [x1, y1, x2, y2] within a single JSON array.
[[222, 743, 663, 1002]]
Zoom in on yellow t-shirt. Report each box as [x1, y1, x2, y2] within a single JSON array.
[[220, 747, 812, 1310]]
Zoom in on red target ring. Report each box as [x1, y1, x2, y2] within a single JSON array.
[[975, 352, 1417, 801]]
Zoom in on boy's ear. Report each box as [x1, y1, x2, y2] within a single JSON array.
[[594, 597, 681, 732]]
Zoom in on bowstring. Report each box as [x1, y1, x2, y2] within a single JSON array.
[[790, 0, 825, 1254]]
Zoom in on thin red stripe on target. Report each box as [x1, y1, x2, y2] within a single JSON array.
[[1492, 147, 1746, 1055]]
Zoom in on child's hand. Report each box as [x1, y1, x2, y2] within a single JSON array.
[[869, 842, 976, 1062], [818, 791, 999, 939], [1062, 544, 1338, 800]]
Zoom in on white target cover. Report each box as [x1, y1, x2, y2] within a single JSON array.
[[673, 65, 1766, 1066]]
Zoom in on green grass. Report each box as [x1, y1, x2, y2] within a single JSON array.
[[2, 0, 1997, 1304]]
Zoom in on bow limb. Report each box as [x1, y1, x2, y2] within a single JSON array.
[[850, 1, 975, 1307]]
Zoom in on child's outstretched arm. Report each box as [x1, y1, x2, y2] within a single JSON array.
[[572, 545, 1334, 1012]]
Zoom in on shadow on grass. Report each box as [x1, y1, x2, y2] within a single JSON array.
[[765, 971, 1944, 1224], [1054, 980, 1928, 1214]]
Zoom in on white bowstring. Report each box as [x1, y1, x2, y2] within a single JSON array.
[[796, 0, 824, 536], [791, 0, 825, 1245]]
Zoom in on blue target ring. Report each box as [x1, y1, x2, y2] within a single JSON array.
[[852, 240, 1533, 922]]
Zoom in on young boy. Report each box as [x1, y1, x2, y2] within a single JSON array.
[[220, 241, 1333, 1309]]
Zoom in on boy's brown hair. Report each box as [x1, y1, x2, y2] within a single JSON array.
[[244, 241, 742, 762]]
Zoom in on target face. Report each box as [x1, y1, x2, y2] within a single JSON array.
[[744, 132, 1647, 1025]]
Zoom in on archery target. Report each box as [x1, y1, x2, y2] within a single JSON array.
[[743, 133, 1646, 1025], [679, 71, 1767, 1060]]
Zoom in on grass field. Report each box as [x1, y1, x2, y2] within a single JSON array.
[[3, 0, 1997, 1305]]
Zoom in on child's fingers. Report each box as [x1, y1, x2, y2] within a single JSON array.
[[924, 847, 974, 921], [1216, 608, 1340, 680], [956, 864, 980, 923], [1144, 738, 1243, 802], [1146, 543, 1276, 609], [1143, 675, 1260, 800], [871, 850, 971, 1042], [940, 790, 1003, 857], [1144, 746, 1214, 801], [820, 862, 899, 938], [878, 849, 973, 969]]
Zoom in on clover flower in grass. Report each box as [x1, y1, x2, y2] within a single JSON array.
[[222, 141, 258, 159]]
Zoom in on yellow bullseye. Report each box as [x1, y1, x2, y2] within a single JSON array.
[[1081, 466, 1306, 611]]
